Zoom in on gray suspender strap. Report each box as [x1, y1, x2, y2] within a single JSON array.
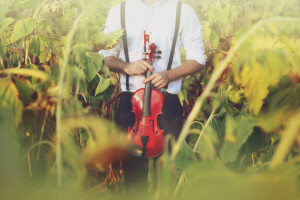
[[164, 1, 182, 89], [121, 2, 130, 91]]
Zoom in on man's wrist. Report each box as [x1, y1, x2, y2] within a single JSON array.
[[163, 70, 171, 83], [120, 61, 129, 74]]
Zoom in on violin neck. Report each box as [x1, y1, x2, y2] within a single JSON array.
[[142, 68, 152, 116]]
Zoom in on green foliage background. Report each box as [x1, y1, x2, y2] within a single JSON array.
[[0, 0, 300, 199]]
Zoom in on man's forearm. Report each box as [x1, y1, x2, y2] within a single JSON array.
[[104, 56, 155, 75], [143, 60, 205, 88], [165, 60, 204, 82], [104, 56, 128, 74]]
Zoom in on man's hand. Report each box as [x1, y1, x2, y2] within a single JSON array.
[[143, 71, 169, 88], [124, 60, 154, 75]]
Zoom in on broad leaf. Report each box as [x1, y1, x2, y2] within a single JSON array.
[[13, 77, 36, 106], [220, 115, 255, 163], [93, 30, 123, 50], [104, 30, 123, 49], [0, 75, 23, 125], [267, 75, 300, 112], [10, 17, 36, 43], [37, 19, 53, 35], [99, 86, 114, 103], [29, 35, 52, 63], [0, 17, 14, 32], [257, 75, 300, 133], [95, 76, 111, 96], [84, 53, 104, 82], [233, 48, 290, 114], [175, 140, 197, 170], [196, 126, 219, 161]]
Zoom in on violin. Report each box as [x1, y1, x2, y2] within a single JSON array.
[[126, 32, 164, 158]]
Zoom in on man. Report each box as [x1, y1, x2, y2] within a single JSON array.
[[99, 0, 205, 190]]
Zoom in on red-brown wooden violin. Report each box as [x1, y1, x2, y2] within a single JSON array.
[[126, 32, 164, 158]]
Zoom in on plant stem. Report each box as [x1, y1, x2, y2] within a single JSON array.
[[55, 9, 87, 187], [269, 112, 300, 169], [27, 153, 32, 177], [27, 141, 55, 154], [193, 106, 217, 152], [4, 67, 50, 81], [37, 107, 49, 160], [25, 36, 30, 66], [4, 68, 50, 80]]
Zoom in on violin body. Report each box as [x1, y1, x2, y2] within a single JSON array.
[[126, 33, 164, 158], [126, 88, 164, 158]]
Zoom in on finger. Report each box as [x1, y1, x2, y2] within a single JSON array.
[[151, 75, 162, 85], [136, 61, 148, 72], [132, 66, 143, 75], [141, 60, 155, 72], [143, 74, 156, 83], [138, 65, 147, 73], [154, 79, 165, 88]]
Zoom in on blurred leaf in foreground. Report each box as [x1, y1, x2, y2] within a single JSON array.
[[0, 107, 26, 200], [180, 162, 300, 200]]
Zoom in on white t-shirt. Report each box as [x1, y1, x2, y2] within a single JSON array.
[[99, 0, 206, 94]]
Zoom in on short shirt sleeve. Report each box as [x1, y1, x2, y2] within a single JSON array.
[[99, 5, 122, 58], [180, 4, 206, 65]]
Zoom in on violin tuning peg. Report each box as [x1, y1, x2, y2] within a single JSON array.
[[155, 56, 161, 59], [156, 50, 162, 54]]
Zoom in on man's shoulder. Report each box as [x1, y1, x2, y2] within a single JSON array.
[[180, 2, 195, 13], [107, 3, 122, 16]]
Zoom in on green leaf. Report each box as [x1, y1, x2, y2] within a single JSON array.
[[39, 36, 46, 63], [84, 53, 104, 82], [10, 17, 36, 43], [0, 17, 14, 32], [257, 76, 300, 133], [0, 75, 23, 125], [99, 86, 114, 103], [267, 75, 300, 112], [220, 115, 255, 164], [29, 35, 39, 56], [37, 19, 52, 35], [175, 140, 197, 170], [232, 39, 291, 114], [209, 30, 219, 48], [13, 77, 36, 106], [95, 75, 111, 96], [93, 30, 123, 50], [110, 76, 117, 85], [29, 35, 52, 63], [104, 30, 123, 49], [196, 126, 219, 161]]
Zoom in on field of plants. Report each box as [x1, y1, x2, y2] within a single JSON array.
[[0, 0, 300, 199]]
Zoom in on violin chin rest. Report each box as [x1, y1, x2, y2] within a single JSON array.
[[128, 143, 143, 157]]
